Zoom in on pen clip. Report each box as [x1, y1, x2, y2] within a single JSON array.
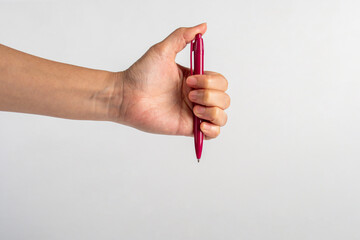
[[190, 40, 193, 76]]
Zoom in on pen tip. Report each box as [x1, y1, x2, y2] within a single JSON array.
[[197, 158, 200, 163]]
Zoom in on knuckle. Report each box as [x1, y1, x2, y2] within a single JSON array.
[[203, 91, 211, 103], [175, 27, 186, 35], [224, 78, 229, 90], [217, 73, 228, 90], [215, 127, 221, 137], [203, 75, 212, 88], [210, 108, 219, 122], [225, 94, 231, 108], [217, 73, 225, 81], [151, 43, 165, 53], [222, 112, 228, 126]]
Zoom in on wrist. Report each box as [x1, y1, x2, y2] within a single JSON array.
[[86, 70, 121, 122], [101, 71, 125, 123]]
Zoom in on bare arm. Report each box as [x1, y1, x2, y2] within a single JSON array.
[[0, 44, 122, 121]]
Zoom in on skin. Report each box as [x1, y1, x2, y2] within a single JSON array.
[[0, 23, 230, 140]]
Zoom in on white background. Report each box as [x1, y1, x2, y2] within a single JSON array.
[[1, 0, 360, 239]]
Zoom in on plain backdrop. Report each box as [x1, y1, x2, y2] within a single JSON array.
[[1, 0, 360, 239]]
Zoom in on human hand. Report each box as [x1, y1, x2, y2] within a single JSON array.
[[114, 23, 230, 139]]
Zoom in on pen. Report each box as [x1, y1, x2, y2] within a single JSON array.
[[190, 33, 204, 162]]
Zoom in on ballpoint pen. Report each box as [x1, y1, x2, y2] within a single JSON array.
[[190, 33, 204, 162]]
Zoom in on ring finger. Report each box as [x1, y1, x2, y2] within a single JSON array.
[[193, 105, 227, 126]]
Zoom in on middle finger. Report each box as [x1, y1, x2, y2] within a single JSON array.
[[188, 89, 230, 109]]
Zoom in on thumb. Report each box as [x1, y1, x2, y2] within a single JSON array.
[[159, 23, 207, 57]]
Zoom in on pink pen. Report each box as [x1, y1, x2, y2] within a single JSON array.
[[190, 33, 204, 162]]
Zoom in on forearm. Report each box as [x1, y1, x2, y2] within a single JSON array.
[[0, 44, 122, 121]]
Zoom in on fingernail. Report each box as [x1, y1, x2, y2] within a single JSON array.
[[189, 91, 198, 101], [196, 106, 205, 114], [187, 77, 197, 85], [202, 123, 211, 130]]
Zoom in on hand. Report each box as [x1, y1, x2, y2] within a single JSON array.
[[115, 23, 230, 139]]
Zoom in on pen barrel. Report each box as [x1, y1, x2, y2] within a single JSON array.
[[193, 35, 204, 75], [194, 115, 203, 159], [192, 34, 204, 160]]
